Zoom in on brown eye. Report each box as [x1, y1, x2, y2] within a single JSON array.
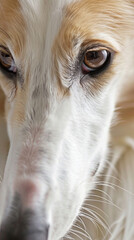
[[82, 49, 110, 75], [0, 46, 17, 74]]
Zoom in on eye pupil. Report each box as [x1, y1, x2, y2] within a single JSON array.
[[85, 50, 108, 68], [86, 51, 99, 61], [82, 49, 110, 75]]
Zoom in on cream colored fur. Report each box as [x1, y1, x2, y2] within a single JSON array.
[[64, 73, 134, 240], [0, 1, 134, 239], [0, 68, 134, 240]]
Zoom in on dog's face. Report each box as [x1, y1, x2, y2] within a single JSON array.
[[0, 0, 133, 239]]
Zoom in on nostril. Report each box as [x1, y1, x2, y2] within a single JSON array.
[[0, 210, 49, 240]]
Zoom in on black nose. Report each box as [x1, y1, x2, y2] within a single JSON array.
[[0, 209, 49, 240]]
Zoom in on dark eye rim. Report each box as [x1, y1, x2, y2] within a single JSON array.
[[81, 46, 114, 77], [0, 45, 17, 79]]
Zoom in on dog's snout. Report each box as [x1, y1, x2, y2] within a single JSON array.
[[0, 211, 49, 240], [0, 197, 49, 240]]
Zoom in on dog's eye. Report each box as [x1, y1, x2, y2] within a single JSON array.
[[0, 47, 17, 74], [82, 49, 110, 75]]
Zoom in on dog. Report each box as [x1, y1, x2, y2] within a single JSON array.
[[0, 0, 134, 239]]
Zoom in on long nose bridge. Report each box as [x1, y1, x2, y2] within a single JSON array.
[[28, 71, 53, 123], [0, 76, 70, 239]]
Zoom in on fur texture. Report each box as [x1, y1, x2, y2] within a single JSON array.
[[0, 0, 134, 239]]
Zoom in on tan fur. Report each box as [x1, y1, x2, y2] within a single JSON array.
[[116, 80, 134, 125], [53, 0, 134, 94], [0, 0, 25, 56], [0, 0, 134, 239], [0, 87, 5, 117], [0, 87, 9, 181], [64, 79, 134, 240], [0, 0, 26, 126]]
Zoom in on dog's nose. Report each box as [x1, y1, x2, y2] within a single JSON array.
[[0, 209, 49, 240], [0, 179, 50, 240], [0, 192, 49, 240]]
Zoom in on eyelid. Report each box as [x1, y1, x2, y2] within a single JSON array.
[[0, 45, 10, 54], [81, 40, 117, 52], [82, 45, 113, 57], [85, 47, 110, 53]]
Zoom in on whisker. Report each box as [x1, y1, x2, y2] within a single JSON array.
[[83, 203, 109, 219], [81, 207, 110, 233], [69, 230, 84, 240], [94, 181, 134, 196], [90, 188, 113, 201], [77, 216, 87, 233], [85, 193, 114, 205], [71, 228, 92, 240], [72, 224, 91, 239], [79, 213, 105, 238]]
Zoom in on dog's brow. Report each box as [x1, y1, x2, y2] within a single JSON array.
[[0, 27, 10, 40]]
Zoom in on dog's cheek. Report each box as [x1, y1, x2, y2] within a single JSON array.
[[0, 73, 16, 100]]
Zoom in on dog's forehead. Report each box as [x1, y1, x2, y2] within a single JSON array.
[[0, 0, 132, 54], [21, 0, 133, 57], [21, 0, 76, 12], [0, 0, 25, 55], [0, 0, 76, 52]]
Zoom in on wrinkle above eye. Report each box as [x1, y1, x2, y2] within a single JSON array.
[[0, 27, 11, 40]]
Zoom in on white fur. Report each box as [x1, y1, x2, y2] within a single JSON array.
[[0, 1, 134, 240]]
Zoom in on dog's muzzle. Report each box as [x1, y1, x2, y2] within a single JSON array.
[[0, 181, 50, 240], [0, 196, 49, 240]]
